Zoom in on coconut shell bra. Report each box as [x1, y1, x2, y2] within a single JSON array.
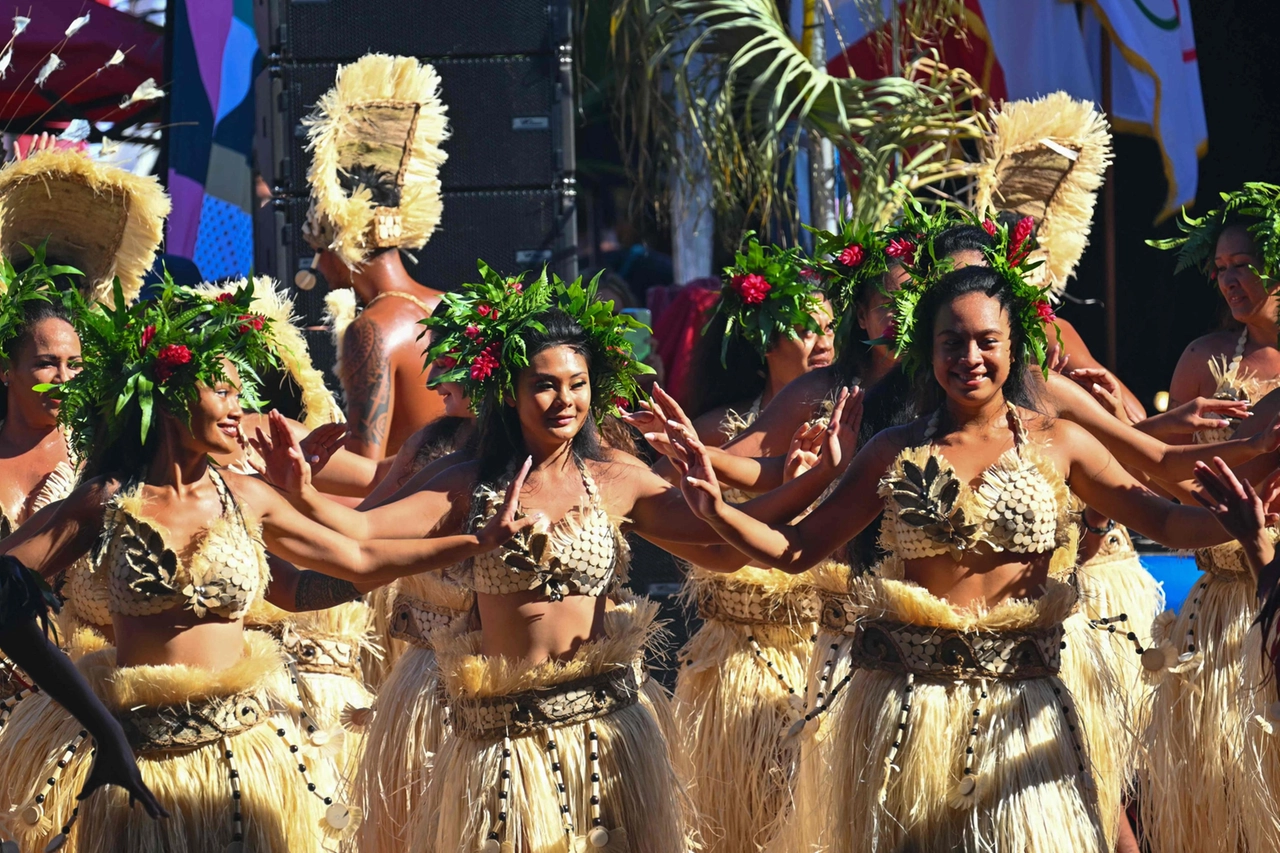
[[102, 469, 269, 619], [878, 406, 1070, 562], [467, 464, 624, 601]]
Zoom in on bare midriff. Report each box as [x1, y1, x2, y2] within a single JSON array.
[[114, 609, 246, 670], [903, 551, 1051, 609], [476, 591, 609, 664]]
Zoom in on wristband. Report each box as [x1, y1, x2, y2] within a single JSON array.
[[1083, 514, 1116, 537]]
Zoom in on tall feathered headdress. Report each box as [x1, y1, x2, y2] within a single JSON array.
[[303, 53, 449, 269], [974, 92, 1113, 299]]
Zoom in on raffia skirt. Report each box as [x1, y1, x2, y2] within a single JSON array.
[[352, 572, 473, 853], [818, 575, 1117, 853], [409, 596, 695, 853], [673, 566, 816, 853], [1140, 540, 1280, 853], [0, 631, 351, 853]]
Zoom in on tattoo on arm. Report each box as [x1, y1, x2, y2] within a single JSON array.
[[294, 571, 362, 611], [342, 318, 393, 453]]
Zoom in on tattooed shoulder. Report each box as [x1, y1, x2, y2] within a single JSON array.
[[294, 571, 361, 611], [342, 317, 393, 449]]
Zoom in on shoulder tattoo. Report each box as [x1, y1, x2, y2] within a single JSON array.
[[342, 319, 393, 448]]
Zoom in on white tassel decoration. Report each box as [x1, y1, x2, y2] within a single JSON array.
[[12, 16, 28, 37], [34, 54, 62, 87], [119, 77, 164, 108], [0, 49, 11, 79], [58, 119, 90, 142], [64, 13, 90, 38], [101, 49, 125, 70]]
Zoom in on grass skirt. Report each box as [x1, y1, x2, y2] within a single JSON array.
[[674, 566, 816, 853], [824, 576, 1110, 853], [353, 571, 472, 853], [410, 596, 695, 853], [0, 631, 347, 853], [1139, 541, 1280, 853]]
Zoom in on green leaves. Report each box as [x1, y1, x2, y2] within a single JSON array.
[[707, 234, 820, 363], [0, 240, 85, 362], [1148, 182, 1280, 282]]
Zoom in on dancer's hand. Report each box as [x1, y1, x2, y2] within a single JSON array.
[[784, 423, 824, 481], [296, 422, 348, 476], [1192, 457, 1280, 570], [1142, 396, 1252, 439], [476, 456, 540, 550], [1067, 368, 1132, 425], [248, 410, 313, 494], [820, 386, 864, 474], [1248, 412, 1280, 455], [667, 421, 725, 522], [626, 382, 697, 461], [78, 722, 168, 820]]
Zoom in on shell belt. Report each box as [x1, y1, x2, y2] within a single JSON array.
[[119, 690, 269, 752], [696, 581, 820, 626], [388, 594, 466, 649], [267, 624, 362, 677], [849, 617, 1064, 680], [449, 666, 640, 740]]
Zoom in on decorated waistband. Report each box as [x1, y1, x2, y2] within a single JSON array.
[[268, 624, 362, 678], [389, 594, 467, 649], [449, 666, 640, 740], [696, 582, 820, 626], [119, 690, 269, 752], [848, 618, 1064, 680]]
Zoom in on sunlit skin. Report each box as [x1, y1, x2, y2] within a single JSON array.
[[693, 296, 837, 445], [678, 289, 1231, 610], [0, 317, 81, 523], [1169, 224, 1280, 409]]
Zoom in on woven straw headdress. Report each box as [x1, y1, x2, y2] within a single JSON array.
[[303, 53, 449, 270]]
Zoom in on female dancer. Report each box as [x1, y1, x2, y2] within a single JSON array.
[[0, 282, 550, 853], [255, 269, 854, 853], [1142, 182, 1280, 853], [685, 236, 835, 445], [669, 246, 1234, 851]]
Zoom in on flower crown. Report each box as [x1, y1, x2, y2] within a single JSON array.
[[808, 200, 954, 347], [1147, 181, 1280, 283], [707, 234, 823, 364], [883, 212, 1060, 378], [45, 277, 281, 459], [0, 241, 83, 361], [422, 261, 654, 418]]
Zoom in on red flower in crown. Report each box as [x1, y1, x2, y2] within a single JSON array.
[[614, 396, 630, 412], [477, 304, 493, 318], [1035, 301, 1057, 323], [506, 277, 524, 293], [1009, 217, 1035, 265], [1209, 267, 1218, 281], [982, 219, 997, 237], [154, 344, 192, 383], [438, 355, 458, 369], [464, 325, 483, 340], [469, 344, 501, 381], [215, 292, 235, 304], [237, 314, 265, 334], [883, 316, 899, 346], [838, 244, 864, 267], [885, 238, 916, 265], [139, 324, 156, 351], [733, 272, 772, 305]]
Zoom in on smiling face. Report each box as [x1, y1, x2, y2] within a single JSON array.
[[931, 291, 1013, 406], [510, 345, 592, 447], [768, 295, 836, 374], [181, 359, 245, 455], [2, 317, 82, 429], [1215, 224, 1275, 324]]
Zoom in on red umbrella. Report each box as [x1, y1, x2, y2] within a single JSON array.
[[0, 0, 163, 130]]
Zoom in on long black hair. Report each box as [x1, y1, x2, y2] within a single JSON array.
[[685, 309, 767, 420], [474, 307, 609, 483], [0, 299, 77, 425]]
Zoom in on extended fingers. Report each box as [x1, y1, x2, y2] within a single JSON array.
[[1193, 461, 1233, 504], [1212, 456, 1250, 502]]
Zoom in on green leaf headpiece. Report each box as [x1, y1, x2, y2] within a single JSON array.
[[1147, 182, 1280, 284], [0, 241, 84, 361]]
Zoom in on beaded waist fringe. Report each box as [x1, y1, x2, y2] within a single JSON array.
[[388, 593, 467, 650]]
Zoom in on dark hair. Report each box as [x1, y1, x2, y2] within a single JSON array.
[[910, 265, 1042, 413], [0, 299, 77, 424], [686, 308, 767, 420], [834, 267, 897, 386], [474, 307, 609, 482], [338, 164, 402, 208]]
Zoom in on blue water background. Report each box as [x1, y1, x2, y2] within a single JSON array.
[[1139, 553, 1200, 613]]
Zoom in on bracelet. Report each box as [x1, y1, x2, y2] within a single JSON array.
[[1083, 514, 1116, 537]]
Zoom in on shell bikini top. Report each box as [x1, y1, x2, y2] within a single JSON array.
[[467, 463, 625, 600], [878, 405, 1072, 562], [101, 468, 270, 619], [1195, 328, 1280, 443]]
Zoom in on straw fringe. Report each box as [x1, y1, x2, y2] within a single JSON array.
[[974, 92, 1113, 298], [304, 54, 449, 269], [1140, 567, 1280, 852], [825, 577, 1108, 852], [196, 276, 344, 428], [0, 633, 342, 852], [0, 148, 170, 306], [323, 288, 359, 378], [415, 598, 695, 853]]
